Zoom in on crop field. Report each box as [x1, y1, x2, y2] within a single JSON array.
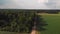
[[0, 14, 60, 34], [40, 14, 60, 34]]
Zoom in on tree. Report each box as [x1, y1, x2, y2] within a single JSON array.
[[31, 13, 48, 31], [0, 10, 48, 34]]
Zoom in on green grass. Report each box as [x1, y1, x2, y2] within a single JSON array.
[[40, 14, 60, 34], [0, 31, 29, 34], [0, 31, 18, 34]]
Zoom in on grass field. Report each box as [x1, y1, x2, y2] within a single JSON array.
[[40, 14, 60, 34], [0, 14, 60, 34], [0, 31, 29, 34]]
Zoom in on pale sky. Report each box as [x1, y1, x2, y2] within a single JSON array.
[[0, 0, 60, 9]]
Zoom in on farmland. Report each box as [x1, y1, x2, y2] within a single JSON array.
[[40, 14, 60, 34]]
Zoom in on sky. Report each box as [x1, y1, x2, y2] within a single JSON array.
[[0, 0, 60, 9]]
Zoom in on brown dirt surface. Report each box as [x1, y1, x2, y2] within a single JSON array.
[[30, 30, 40, 34]]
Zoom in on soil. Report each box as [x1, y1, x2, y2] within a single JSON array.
[[30, 30, 40, 34]]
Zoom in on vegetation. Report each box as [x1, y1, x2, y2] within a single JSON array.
[[0, 13, 60, 34], [0, 10, 47, 34], [40, 14, 60, 34]]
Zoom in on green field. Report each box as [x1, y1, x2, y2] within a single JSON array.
[[0, 31, 29, 34], [0, 14, 60, 34], [41, 14, 60, 34]]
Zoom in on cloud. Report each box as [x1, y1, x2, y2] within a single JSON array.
[[55, 0, 60, 9], [45, 0, 56, 9], [0, 0, 60, 9]]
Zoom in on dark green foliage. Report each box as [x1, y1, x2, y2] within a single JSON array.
[[0, 12, 10, 27], [0, 11, 48, 33], [31, 13, 48, 31]]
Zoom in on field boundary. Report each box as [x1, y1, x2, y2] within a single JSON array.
[[37, 13, 60, 16]]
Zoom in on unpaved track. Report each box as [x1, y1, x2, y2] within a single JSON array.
[[31, 30, 40, 34]]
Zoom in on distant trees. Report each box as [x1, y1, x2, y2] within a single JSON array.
[[37, 10, 59, 14], [46, 10, 59, 14], [0, 10, 48, 33]]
